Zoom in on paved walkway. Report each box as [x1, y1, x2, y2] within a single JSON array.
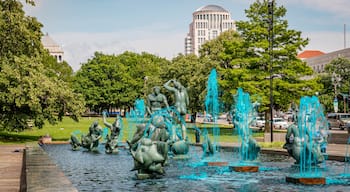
[[0, 144, 25, 192]]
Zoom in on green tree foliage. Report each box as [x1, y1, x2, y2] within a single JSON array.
[[322, 57, 350, 112], [0, 0, 85, 131], [325, 57, 350, 92], [0, 0, 43, 58], [73, 52, 168, 112], [42, 53, 74, 83], [201, 0, 322, 113]]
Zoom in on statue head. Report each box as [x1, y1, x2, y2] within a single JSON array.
[[153, 86, 161, 95]]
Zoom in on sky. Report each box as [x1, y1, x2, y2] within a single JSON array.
[[23, 0, 350, 71]]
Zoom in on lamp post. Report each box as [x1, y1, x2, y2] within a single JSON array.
[[331, 72, 341, 113], [144, 76, 148, 98], [268, 0, 274, 142]]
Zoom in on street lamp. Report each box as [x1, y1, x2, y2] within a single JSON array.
[[144, 76, 148, 98], [331, 72, 341, 113], [268, 0, 274, 142]]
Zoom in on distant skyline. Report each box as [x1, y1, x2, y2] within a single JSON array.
[[23, 0, 350, 71]]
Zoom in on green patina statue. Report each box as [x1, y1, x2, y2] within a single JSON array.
[[146, 86, 169, 115], [103, 112, 122, 154], [127, 116, 169, 179], [283, 122, 327, 164], [127, 80, 191, 178], [164, 79, 189, 140], [283, 111, 327, 165], [70, 120, 102, 151]]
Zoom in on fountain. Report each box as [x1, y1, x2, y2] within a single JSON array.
[[126, 79, 192, 179], [284, 96, 329, 184], [203, 69, 228, 166], [230, 88, 261, 172], [39, 72, 348, 190]]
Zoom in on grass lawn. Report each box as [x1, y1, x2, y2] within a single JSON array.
[[0, 117, 281, 148]]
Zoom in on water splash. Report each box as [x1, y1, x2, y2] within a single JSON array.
[[134, 99, 146, 118], [143, 106, 186, 141], [233, 88, 260, 162], [205, 68, 220, 154], [102, 127, 109, 143], [179, 172, 208, 180], [297, 96, 328, 176], [126, 99, 146, 141]]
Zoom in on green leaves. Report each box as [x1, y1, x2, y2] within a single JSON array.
[[73, 52, 168, 112], [0, 0, 85, 131]]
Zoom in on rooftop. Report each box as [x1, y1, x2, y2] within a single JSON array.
[[195, 5, 228, 13], [41, 33, 63, 53], [297, 50, 325, 59]]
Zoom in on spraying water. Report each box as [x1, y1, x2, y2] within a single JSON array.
[[234, 88, 260, 162], [297, 96, 328, 176], [126, 99, 146, 141], [205, 69, 219, 154]]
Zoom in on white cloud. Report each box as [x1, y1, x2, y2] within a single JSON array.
[[52, 31, 185, 71]]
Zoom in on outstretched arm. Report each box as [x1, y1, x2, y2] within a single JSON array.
[[185, 90, 189, 106], [146, 95, 152, 115], [164, 79, 176, 92], [103, 112, 112, 128]]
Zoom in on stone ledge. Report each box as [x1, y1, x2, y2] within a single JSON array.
[[25, 145, 78, 192]]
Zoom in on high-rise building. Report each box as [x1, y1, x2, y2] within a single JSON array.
[[41, 33, 64, 63], [185, 5, 236, 55]]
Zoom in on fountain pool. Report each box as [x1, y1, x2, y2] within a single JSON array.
[[42, 144, 350, 192]]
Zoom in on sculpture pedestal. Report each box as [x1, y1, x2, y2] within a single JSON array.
[[205, 161, 228, 166], [230, 165, 259, 172], [286, 176, 326, 185]]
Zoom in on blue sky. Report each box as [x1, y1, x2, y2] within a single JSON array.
[[23, 0, 350, 71]]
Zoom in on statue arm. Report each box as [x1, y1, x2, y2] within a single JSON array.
[[185, 90, 189, 106], [103, 113, 112, 128], [146, 95, 152, 115], [164, 80, 176, 92]]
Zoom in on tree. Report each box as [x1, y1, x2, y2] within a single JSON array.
[[200, 0, 322, 131], [0, 0, 85, 131], [42, 53, 74, 83], [323, 57, 350, 112], [73, 51, 168, 113], [325, 57, 350, 93]]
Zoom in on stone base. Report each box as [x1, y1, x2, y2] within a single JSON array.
[[205, 161, 228, 166], [286, 176, 326, 185], [230, 166, 259, 172], [172, 154, 190, 160]]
